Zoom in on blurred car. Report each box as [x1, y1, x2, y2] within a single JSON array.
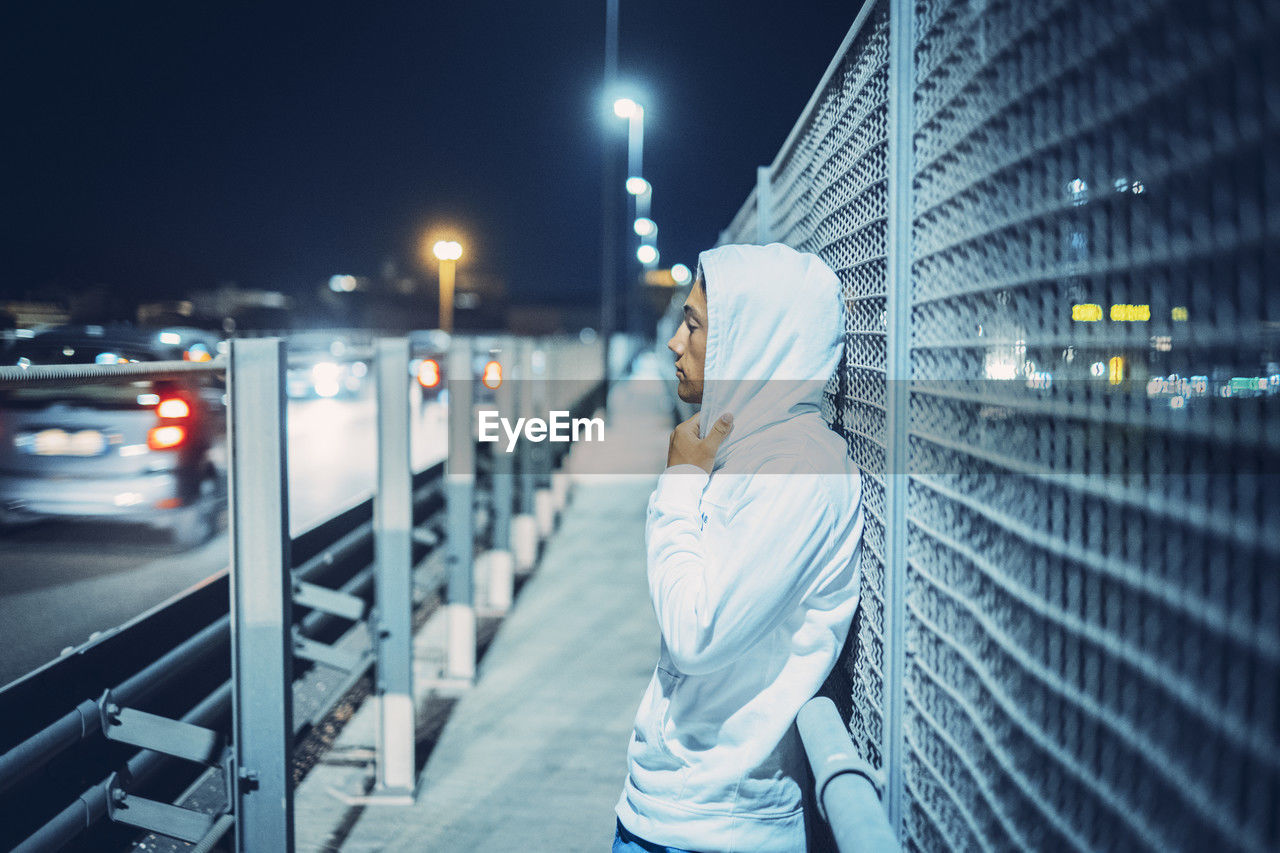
[[0, 325, 227, 547]]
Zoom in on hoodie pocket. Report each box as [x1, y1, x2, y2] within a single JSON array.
[[636, 664, 685, 770]]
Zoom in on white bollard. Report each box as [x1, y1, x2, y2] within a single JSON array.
[[485, 549, 514, 613], [534, 487, 555, 538], [445, 602, 476, 681], [551, 470, 570, 514], [513, 513, 538, 573]]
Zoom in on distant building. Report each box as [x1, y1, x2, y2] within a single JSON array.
[[189, 285, 292, 332], [1, 300, 70, 329], [506, 303, 599, 335]]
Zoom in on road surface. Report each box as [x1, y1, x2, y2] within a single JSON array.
[[0, 393, 447, 686]]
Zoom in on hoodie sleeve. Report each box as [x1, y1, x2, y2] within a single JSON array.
[[644, 456, 837, 675]]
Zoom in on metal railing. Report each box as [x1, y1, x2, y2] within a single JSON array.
[[0, 333, 606, 852], [798, 698, 899, 853], [716, 0, 1280, 850]]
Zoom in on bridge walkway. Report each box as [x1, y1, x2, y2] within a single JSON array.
[[326, 369, 672, 852]]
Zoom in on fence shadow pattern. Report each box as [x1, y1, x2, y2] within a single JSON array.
[[719, 0, 1279, 850]]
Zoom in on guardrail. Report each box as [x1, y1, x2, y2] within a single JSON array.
[[798, 698, 899, 853], [0, 333, 606, 852]]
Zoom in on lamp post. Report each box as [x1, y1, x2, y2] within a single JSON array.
[[433, 240, 463, 333], [615, 98, 654, 334], [601, 0, 619, 389]]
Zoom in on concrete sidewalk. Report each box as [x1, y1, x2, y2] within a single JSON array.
[[334, 367, 673, 852]]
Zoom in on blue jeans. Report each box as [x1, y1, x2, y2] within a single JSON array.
[[612, 818, 697, 853]]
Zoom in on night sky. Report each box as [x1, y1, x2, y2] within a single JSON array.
[[4, 1, 855, 310]]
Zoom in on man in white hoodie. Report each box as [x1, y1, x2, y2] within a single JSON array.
[[613, 243, 864, 852]]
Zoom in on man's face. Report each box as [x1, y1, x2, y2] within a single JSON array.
[[667, 279, 707, 404]]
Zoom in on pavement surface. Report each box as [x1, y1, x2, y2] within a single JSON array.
[[296, 361, 677, 852]]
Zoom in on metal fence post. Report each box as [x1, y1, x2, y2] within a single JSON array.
[[530, 340, 556, 539], [372, 338, 415, 802], [227, 338, 294, 853], [546, 340, 566, 514], [445, 337, 476, 681], [485, 336, 516, 613], [884, 0, 915, 838], [512, 338, 538, 572], [756, 165, 773, 245]]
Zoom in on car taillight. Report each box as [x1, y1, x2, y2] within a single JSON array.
[[482, 360, 502, 389], [418, 359, 441, 388], [148, 425, 186, 450], [157, 398, 191, 419]]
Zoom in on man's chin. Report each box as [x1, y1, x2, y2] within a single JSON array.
[[676, 382, 702, 405]]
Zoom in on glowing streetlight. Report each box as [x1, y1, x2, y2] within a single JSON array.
[[612, 94, 652, 335], [671, 263, 691, 285], [432, 240, 464, 333], [432, 240, 462, 261]]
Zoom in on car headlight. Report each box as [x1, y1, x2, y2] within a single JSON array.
[[311, 362, 342, 398]]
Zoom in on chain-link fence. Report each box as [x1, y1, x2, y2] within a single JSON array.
[[719, 0, 1279, 849]]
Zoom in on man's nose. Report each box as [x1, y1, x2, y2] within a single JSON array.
[[668, 334, 682, 357]]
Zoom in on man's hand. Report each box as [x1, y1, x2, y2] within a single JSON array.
[[667, 412, 734, 473]]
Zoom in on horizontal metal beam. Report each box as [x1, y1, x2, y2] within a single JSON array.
[[12, 680, 232, 853], [293, 580, 366, 622], [0, 357, 224, 388], [0, 614, 230, 796]]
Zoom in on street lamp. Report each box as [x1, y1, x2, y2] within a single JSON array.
[[613, 98, 654, 336], [613, 98, 644, 184], [432, 240, 463, 333]]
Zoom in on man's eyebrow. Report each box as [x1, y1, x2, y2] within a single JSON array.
[[682, 304, 703, 322]]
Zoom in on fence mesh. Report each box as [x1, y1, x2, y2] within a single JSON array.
[[718, 0, 1280, 849]]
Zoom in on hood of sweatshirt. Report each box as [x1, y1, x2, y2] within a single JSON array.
[[694, 242, 845, 471]]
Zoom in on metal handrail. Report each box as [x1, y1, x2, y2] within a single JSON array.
[[0, 357, 225, 387], [797, 697, 900, 853], [0, 615, 229, 797]]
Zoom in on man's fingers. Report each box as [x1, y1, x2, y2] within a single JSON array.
[[702, 413, 734, 448]]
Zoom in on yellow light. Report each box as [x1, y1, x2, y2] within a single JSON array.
[[1110, 303, 1151, 322], [1072, 303, 1102, 322], [433, 240, 463, 261], [482, 360, 502, 389], [1171, 306, 1189, 321], [1109, 356, 1125, 385], [417, 359, 441, 388]]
